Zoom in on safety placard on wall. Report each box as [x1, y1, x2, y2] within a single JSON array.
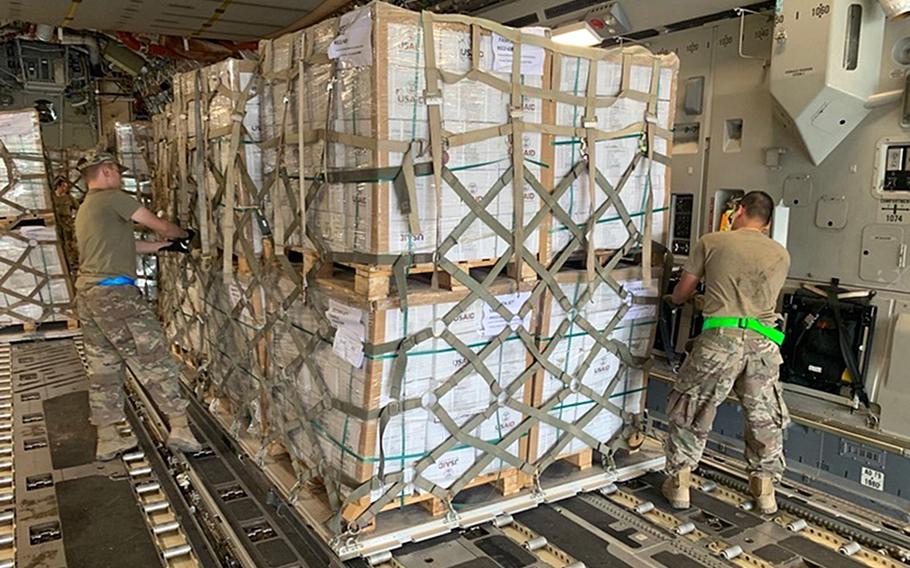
[[878, 199, 910, 224], [860, 466, 885, 492]]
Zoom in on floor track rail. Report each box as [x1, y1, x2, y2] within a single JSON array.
[[120, 352, 343, 568], [72, 337, 212, 568], [9, 336, 910, 568], [0, 344, 13, 568]]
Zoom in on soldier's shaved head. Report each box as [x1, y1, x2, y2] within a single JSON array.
[[740, 191, 774, 225]]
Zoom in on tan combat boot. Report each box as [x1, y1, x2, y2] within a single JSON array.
[[661, 468, 691, 509], [749, 474, 778, 514], [167, 414, 203, 453], [96, 424, 137, 461]]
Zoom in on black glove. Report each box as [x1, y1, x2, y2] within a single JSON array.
[[161, 228, 196, 254], [160, 239, 190, 254]]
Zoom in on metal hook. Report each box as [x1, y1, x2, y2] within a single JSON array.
[[734, 7, 770, 62]]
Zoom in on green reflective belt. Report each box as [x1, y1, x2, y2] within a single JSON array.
[[702, 317, 785, 345]]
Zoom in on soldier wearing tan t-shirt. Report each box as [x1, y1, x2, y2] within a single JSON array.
[[74, 150, 202, 461], [662, 191, 791, 515]]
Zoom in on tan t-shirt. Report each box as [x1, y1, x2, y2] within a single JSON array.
[[683, 229, 791, 325], [74, 189, 141, 290]]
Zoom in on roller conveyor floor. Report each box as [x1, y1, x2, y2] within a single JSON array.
[[7, 335, 910, 568], [9, 336, 172, 568]]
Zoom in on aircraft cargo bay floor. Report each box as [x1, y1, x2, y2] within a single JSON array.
[[5, 335, 910, 568], [8, 337, 167, 568]]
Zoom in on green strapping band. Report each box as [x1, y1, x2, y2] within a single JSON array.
[[364, 332, 524, 360], [311, 386, 645, 464], [549, 207, 668, 234], [702, 317, 785, 345], [540, 319, 657, 343]]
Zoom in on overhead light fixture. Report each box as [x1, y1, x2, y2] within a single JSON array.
[[585, 1, 631, 38], [552, 21, 602, 47]]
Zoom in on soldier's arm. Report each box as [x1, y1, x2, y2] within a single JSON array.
[[671, 272, 700, 305], [671, 236, 706, 305], [135, 241, 170, 254], [131, 207, 188, 240]]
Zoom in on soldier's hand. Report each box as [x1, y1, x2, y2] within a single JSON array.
[[693, 294, 705, 311], [161, 238, 191, 254], [662, 293, 680, 308], [181, 228, 197, 247]]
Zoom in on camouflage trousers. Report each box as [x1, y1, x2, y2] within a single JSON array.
[[664, 327, 790, 479], [77, 285, 188, 426]]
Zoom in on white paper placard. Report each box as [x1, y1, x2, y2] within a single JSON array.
[[482, 292, 532, 337], [328, 6, 373, 67], [227, 282, 243, 309], [327, 299, 364, 328], [492, 28, 546, 76], [333, 326, 366, 368], [328, 299, 366, 367], [860, 466, 885, 492]]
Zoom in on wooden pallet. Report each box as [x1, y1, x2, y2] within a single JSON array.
[[295, 249, 538, 300], [0, 317, 79, 338], [339, 467, 526, 526], [201, 388, 527, 533], [0, 211, 57, 231], [558, 448, 594, 470]]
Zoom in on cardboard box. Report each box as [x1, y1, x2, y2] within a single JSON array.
[[0, 110, 52, 220], [172, 60, 264, 258], [0, 226, 74, 326], [269, 274, 536, 506], [113, 121, 153, 199], [260, 32, 307, 250], [294, 3, 676, 266], [531, 267, 659, 461]]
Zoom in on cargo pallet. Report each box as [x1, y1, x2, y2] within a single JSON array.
[[199, 390, 664, 560], [154, 0, 677, 549]]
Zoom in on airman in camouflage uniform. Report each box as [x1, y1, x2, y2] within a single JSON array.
[[663, 191, 791, 514], [665, 328, 790, 475], [52, 175, 80, 271], [75, 150, 201, 461]]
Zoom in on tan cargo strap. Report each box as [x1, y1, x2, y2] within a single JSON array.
[[398, 141, 422, 235], [642, 59, 662, 284], [583, 55, 599, 283], [157, 10, 675, 535], [193, 70, 213, 257], [220, 75, 258, 277], [0, 140, 52, 218], [270, 72, 293, 253], [421, 12, 445, 279]]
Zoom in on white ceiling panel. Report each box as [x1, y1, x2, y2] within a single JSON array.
[[478, 0, 758, 31], [0, 0, 760, 40], [0, 0, 318, 41]]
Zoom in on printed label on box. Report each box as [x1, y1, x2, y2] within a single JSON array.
[[328, 7, 373, 67], [482, 292, 532, 337], [333, 326, 365, 369], [327, 299, 364, 328], [227, 282, 243, 309], [327, 299, 365, 367], [492, 28, 546, 76]]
